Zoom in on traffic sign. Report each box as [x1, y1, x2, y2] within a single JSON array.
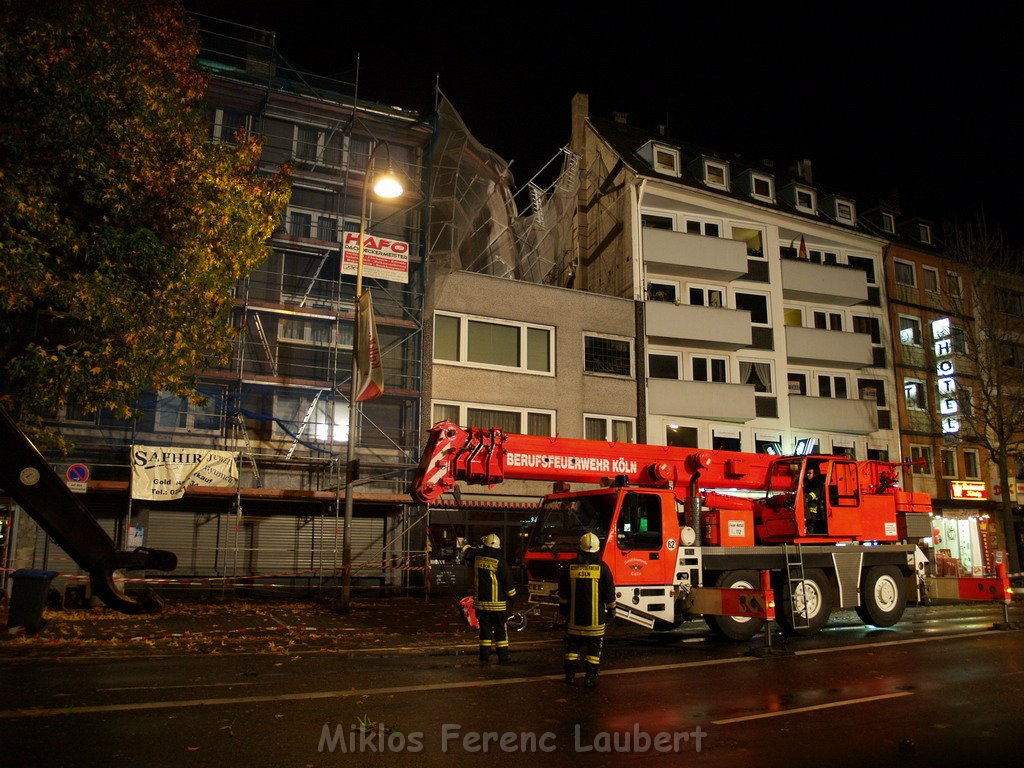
[[66, 463, 90, 482]]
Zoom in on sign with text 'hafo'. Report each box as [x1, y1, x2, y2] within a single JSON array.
[[341, 232, 409, 284], [130, 445, 238, 501]]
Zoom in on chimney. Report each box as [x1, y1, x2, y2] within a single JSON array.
[[797, 158, 813, 185], [613, 111, 628, 125], [657, 124, 666, 136]]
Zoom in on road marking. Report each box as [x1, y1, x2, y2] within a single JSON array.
[[96, 682, 257, 692], [712, 692, 914, 724], [0, 628, 1010, 719]]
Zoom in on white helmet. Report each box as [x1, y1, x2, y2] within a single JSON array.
[[482, 533, 500, 549], [580, 532, 600, 553]]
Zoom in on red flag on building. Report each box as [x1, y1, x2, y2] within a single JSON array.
[[798, 235, 809, 260], [354, 290, 384, 401]]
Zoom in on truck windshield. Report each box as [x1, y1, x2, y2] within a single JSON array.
[[528, 494, 617, 553], [766, 458, 802, 497]]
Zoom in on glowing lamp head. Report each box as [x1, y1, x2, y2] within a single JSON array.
[[372, 170, 404, 199]]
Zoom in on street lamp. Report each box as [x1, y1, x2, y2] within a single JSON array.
[[340, 141, 404, 611]]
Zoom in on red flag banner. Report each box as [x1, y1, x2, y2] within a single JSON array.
[[355, 290, 384, 401], [798, 235, 809, 260]]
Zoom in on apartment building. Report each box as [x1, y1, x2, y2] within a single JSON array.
[[422, 270, 638, 564], [569, 94, 898, 463], [9, 19, 431, 592]]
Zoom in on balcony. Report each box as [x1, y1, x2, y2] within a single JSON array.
[[789, 395, 878, 434], [781, 259, 868, 306], [785, 326, 874, 369], [643, 229, 747, 282], [648, 379, 756, 423], [645, 302, 752, 350]]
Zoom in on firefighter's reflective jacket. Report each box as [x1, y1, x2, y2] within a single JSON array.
[[465, 545, 517, 611], [558, 551, 616, 636]]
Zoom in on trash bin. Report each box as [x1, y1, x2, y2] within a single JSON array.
[[7, 569, 59, 635]]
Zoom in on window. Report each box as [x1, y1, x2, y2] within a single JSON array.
[[732, 226, 766, 259], [618, 493, 663, 549], [288, 211, 312, 238], [751, 174, 774, 202], [910, 445, 933, 475], [818, 374, 848, 399], [857, 378, 886, 407], [940, 448, 957, 478], [684, 218, 721, 237], [648, 352, 681, 380], [689, 285, 724, 307], [919, 223, 932, 244], [434, 313, 554, 374], [964, 450, 981, 479], [584, 334, 633, 377], [795, 187, 816, 213], [739, 360, 773, 393], [735, 292, 769, 325], [208, 107, 250, 143], [788, 372, 808, 395], [647, 280, 678, 303], [666, 424, 699, 448], [946, 271, 962, 297], [316, 216, 338, 242], [279, 318, 335, 346], [899, 315, 923, 346], [852, 315, 881, 344], [585, 415, 635, 443], [783, 307, 804, 327], [881, 212, 896, 233], [276, 393, 346, 443], [691, 354, 727, 383], [712, 428, 741, 451], [894, 260, 916, 287], [293, 124, 343, 167], [433, 401, 555, 436], [641, 213, 674, 230], [951, 326, 968, 355], [847, 255, 877, 285], [836, 200, 855, 223], [904, 379, 927, 411], [813, 310, 844, 331], [653, 145, 680, 175], [157, 388, 224, 434], [923, 267, 940, 294], [704, 160, 729, 190], [808, 248, 840, 265]]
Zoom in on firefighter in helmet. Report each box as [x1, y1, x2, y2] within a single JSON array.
[[463, 533, 517, 663], [558, 532, 617, 688]]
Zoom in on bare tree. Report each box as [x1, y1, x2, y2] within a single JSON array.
[[948, 220, 1024, 572]]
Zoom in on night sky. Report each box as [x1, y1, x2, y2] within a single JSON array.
[[185, 1, 1021, 241]]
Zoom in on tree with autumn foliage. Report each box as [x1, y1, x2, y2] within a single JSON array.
[[0, 0, 290, 436]]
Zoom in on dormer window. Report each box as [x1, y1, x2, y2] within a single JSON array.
[[751, 174, 774, 202], [835, 199, 856, 224], [919, 223, 932, 244], [637, 141, 680, 177], [652, 144, 680, 176], [881, 212, 896, 233], [794, 186, 816, 214], [703, 159, 729, 190]]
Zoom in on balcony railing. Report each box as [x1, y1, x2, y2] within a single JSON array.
[[648, 379, 756, 423], [645, 302, 751, 350], [785, 326, 874, 369], [643, 229, 747, 282]]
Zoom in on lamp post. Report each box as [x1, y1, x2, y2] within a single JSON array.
[[340, 141, 403, 611]]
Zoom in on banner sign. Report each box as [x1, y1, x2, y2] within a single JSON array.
[[131, 445, 238, 500], [341, 232, 409, 284], [949, 481, 988, 501], [354, 290, 384, 401]]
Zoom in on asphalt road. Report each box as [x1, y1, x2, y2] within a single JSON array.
[[1, 603, 1021, 767]]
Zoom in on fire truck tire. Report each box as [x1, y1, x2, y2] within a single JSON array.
[[777, 568, 832, 636], [703, 570, 765, 642], [855, 565, 907, 627]]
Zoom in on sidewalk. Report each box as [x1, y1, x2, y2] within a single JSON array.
[[0, 594, 511, 658]]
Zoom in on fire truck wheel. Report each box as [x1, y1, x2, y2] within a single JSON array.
[[855, 565, 907, 627], [777, 568, 832, 636], [704, 570, 765, 642]]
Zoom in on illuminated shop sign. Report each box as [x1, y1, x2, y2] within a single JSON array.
[[949, 481, 988, 500], [932, 318, 959, 434]]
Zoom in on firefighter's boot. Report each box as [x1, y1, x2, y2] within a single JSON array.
[[563, 661, 577, 686], [583, 665, 599, 689]]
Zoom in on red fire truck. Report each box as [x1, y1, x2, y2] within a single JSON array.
[[412, 421, 936, 640]]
